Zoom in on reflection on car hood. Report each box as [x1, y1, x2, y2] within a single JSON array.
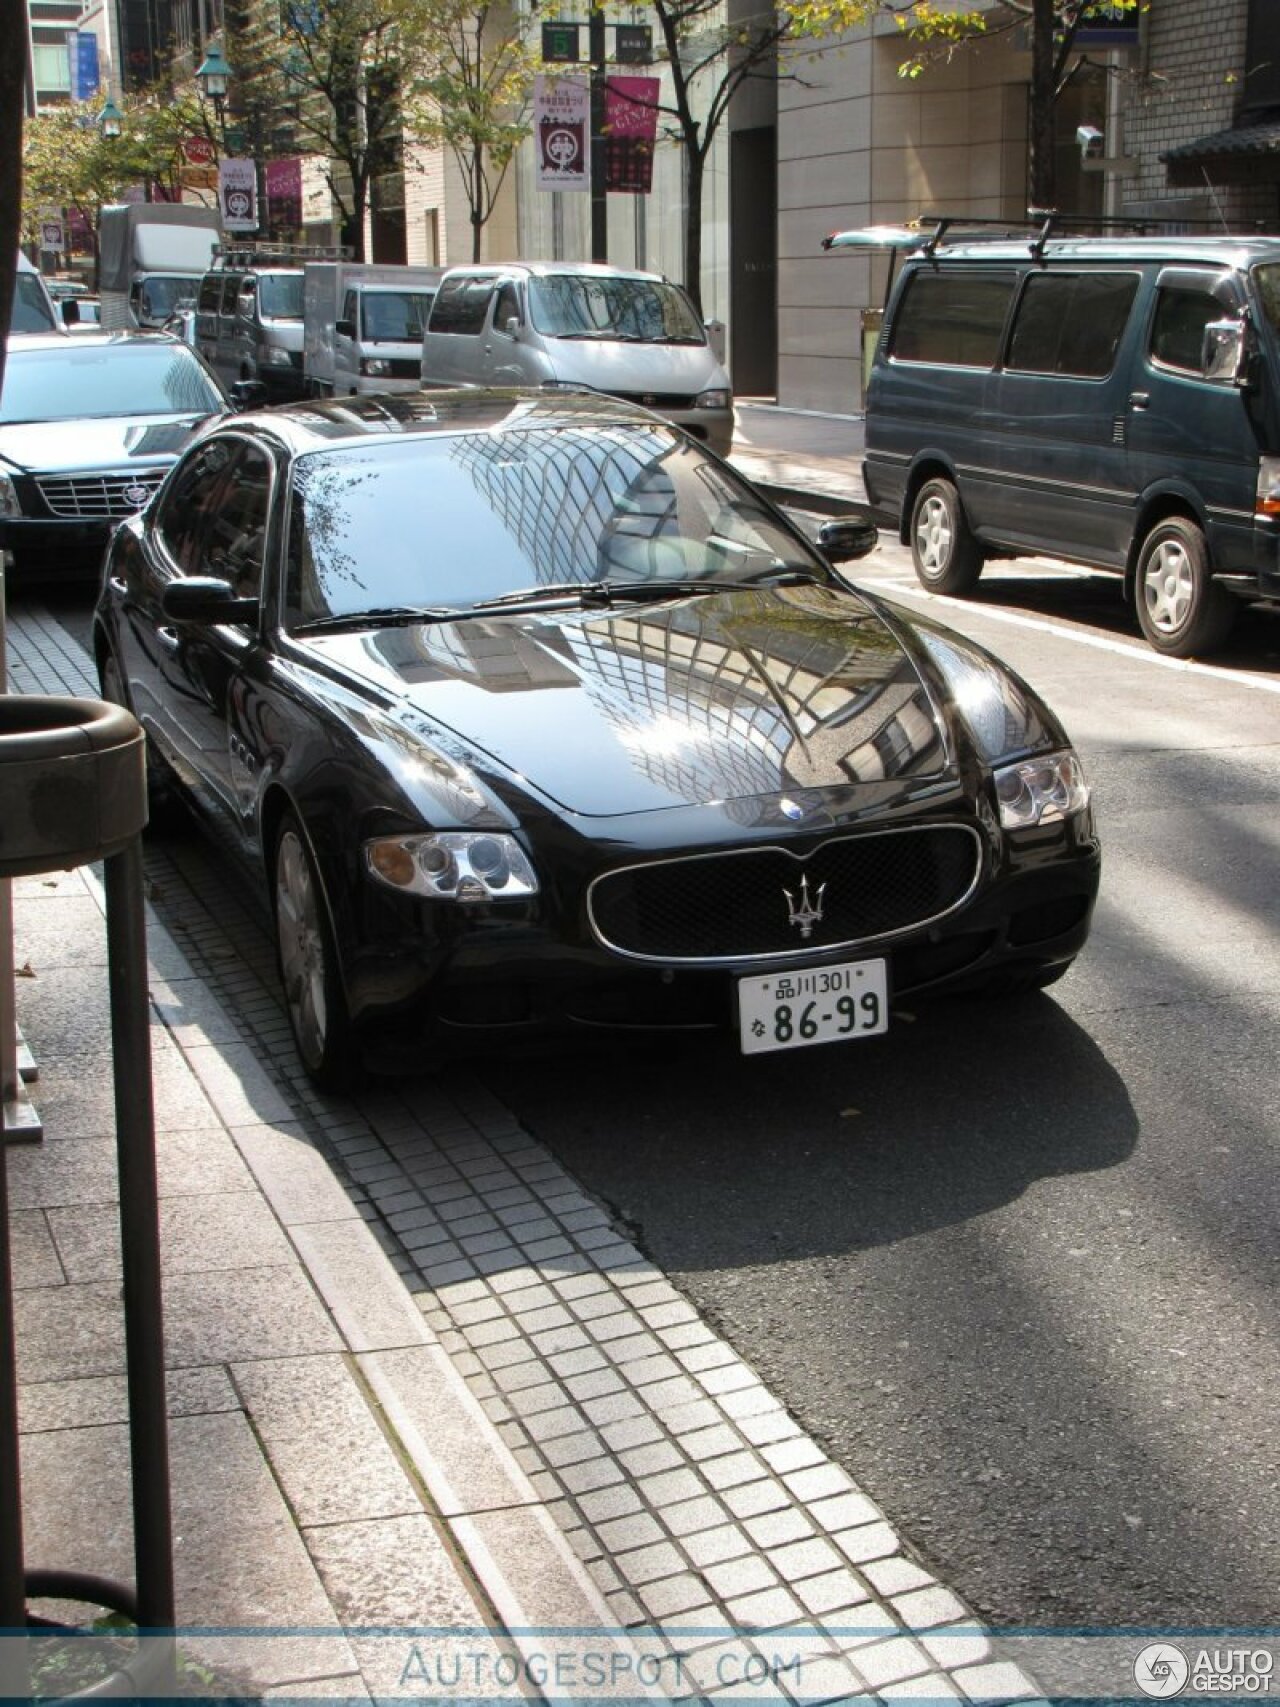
[[0, 414, 211, 475], [543, 341, 723, 393], [300, 584, 953, 819]]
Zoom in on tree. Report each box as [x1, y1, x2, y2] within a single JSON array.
[[403, 0, 535, 263], [0, 0, 24, 393], [646, 0, 1136, 311], [892, 0, 1141, 210], [21, 102, 155, 286]]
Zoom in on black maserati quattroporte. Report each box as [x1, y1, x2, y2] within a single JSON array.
[[94, 389, 1099, 1089]]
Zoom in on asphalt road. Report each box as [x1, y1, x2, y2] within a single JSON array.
[[34, 546, 1280, 1633]]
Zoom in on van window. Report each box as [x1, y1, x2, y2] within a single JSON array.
[[1006, 272, 1137, 379], [1150, 285, 1229, 376], [11, 273, 58, 333], [428, 275, 497, 335], [363, 290, 435, 340], [494, 282, 521, 330], [198, 274, 223, 314], [889, 271, 1016, 368], [258, 272, 304, 319], [1254, 263, 1280, 334], [219, 274, 244, 314]]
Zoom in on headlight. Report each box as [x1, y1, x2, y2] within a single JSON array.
[[0, 474, 20, 519], [365, 831, 539, 901], [263, 346, 293, 367], [360, 357, 392, 377], [994, 751, 1089, 830], [695, 388, 731, 411]]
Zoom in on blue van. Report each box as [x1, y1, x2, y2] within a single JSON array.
[[828, 222, 1280, 657]]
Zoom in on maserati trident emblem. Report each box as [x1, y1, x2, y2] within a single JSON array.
[[784, 874, 826, 939]]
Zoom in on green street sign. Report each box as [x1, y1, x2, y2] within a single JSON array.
[[541, 22, 581, 63]]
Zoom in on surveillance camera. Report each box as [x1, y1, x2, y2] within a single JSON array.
[[1076, 125, 1104, 159]]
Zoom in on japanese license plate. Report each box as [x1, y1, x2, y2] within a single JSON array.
[[738, 957, 889, 1055]]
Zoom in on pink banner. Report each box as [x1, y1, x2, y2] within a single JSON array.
[[604, 76, 659, 194]]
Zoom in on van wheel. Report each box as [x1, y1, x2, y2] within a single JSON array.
[[1134, 517, 1237, 658], [273, 812, 364, 1093], [910, 478, 984, 594]]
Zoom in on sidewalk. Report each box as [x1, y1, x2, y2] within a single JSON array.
[[2, 422, 1036, 1703], [729, 404, 867, 513]]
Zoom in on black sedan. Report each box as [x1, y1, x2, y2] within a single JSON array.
[[94, 390, 1100, 1090], [0, 331, 228, 582]]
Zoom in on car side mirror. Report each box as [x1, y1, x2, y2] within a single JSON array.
[[336, 318, 356, 339], [1202, 316, 1250, 386], [161, 577, 260, 626], [502, 316, 520, 338], [816, 512, 878, 564], [61, 299, 80, 326], [230, 379, 269, 409]]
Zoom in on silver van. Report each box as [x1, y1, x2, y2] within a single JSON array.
[[420, 262, 733, 455], [195, 246, 307, 402]]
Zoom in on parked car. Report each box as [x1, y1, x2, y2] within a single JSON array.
[[195, 246, 307, 401], [8, 254, 61, 334], [420, 263, 734, 455], [65, 296, 102, 332], [0, 331, 228, 581], [94, 388, 1100, 1091], [827, 219, 1280, 658]]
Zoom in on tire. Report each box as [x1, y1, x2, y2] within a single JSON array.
[[910, 477, 984, 594], [1134, 516, 1237, 658], [98, 648, 177, 822], [273, 812, 363, 1093]]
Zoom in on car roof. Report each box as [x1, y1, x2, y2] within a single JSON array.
[[442, 261, 667, 284], [891, 235, 1280, 267], [213, 387, 687, 455], [6, 330, 183, 352]]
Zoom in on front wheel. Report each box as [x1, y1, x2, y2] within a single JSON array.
[[1134, 517, 1237, 657], [273, 812, 363, 1093], [910, 477, 984, 594]]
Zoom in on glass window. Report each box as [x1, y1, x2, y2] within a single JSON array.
[[493, 283, 521, 331], [362, 290, 434, 341], [285, 422, 827, 627], [427, 274, 497, 335], [1007, 272, 1138, 378], [204, 442, 273, 597], [198, 274, 223, 314], [155, 439, 237, 574], [258, 272, 304, 319], [889, 271, 1016, 368], [342, 290, 358, 327], [527, 275, 705, 343], [0, 341, 225, 424], [219, 275, 243, 314], [1253, 263, 1280, 335], [10, 274, 57, 333], [1150, 286, 1225, 375]]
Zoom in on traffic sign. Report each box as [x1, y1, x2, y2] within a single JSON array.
[[542, 22, 581, 63], [614, 25, 652, 64]]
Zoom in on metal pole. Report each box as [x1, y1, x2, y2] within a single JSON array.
[[103, 842, 175, 1657], [0, 1155, 32, 1700], [589, 5, 607, 263]]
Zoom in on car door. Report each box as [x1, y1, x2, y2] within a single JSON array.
[[481, 280, 526, 385], [334, 286, 359, 393], [991, 266, 1143, 566], [161, 436, 275, 838], [1125, 267, 1261, 562]]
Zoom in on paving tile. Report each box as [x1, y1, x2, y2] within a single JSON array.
[[784, 1463, 859, 1504], [703, 1450, 767, 1491], [738, 1410, 803, 1447], [637, 1465, 704, 1507], [880, 1675, 964, 1701], [599, 1414, 662, 1452], [892, 1586, 969, 1631], [507, 1381, 574, 1419], [682, 1524, 753, 1569], [793, 1568, 873, 1617], [619, 1439, 685, 1478], [10, 1211, 63, 1289], [565, 1367, 626, 1403], [744, 1507, 814, 1548], [832, 1522, 900, 1566], [455, 1503, 620, 1635], [861, 1558, 937, 1596], [703, 1553, 779, 1599], [231, 1120, 360, 1227], [233, 1354, 421, 1527], [580, 1389, 646, 1427], [919, 1628, 995, 1670], [809, 1491, 884, 1534], [540, 1429, 608, 1470], [727, 1585, 804, 1631], [558, 1456, 628, 1496], [681, 1423, 744, 1462], [614, 1539, 688, 1587], [822, 1602, 902, 1651], [595, 1511, 665, 1553], [291, 1219, 434, 1353], [851, 1638, 935, 1689], [723, 1479, 791, 1520], [48, 1192, 292, 1283], [780, 1649, 866, 1705], [638, 1575, 713, 1620], [663, 1494, 730, 1538], [579, 1484, 643, 1524], [525, 1404, 590, 1443], [951, 1661, 1039, 1702]]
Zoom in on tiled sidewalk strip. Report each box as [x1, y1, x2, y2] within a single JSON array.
[[7, 605, 1040, 1704]]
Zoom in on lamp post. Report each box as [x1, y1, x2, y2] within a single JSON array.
[[195, 44, 232, 150], [98, 96, 123, 140]]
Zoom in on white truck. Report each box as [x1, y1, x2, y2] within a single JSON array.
[[98, 203, 222, 332], [303, 262, 443, 397]]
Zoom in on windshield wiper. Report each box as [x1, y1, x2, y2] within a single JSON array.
[[470, 569, 824, 614], [292, 604, 463, 633]]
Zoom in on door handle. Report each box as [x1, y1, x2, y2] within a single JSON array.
[[108, 576, 127, 595], [156, 626, 181, 653], [1128, 391, 1150, 410]]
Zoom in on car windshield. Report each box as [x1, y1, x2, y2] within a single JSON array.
[[11, 274, 58, 333], [287, 420, 826, 626], [362, 290, 435, 341], [527, 275, 706, 344], [259, 273, 305, 319], [0, 341, 225, 423], [137, 275, 198, 321]]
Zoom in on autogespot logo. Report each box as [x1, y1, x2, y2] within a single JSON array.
[[1135, 1643, 1191, 1698]]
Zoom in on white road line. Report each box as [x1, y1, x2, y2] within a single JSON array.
[[874, 577, 1280, 696]]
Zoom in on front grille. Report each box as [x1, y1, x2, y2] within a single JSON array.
[[35, 471, 165, 519], [611, 390, 697, 410], [588, 825, 983, 964]]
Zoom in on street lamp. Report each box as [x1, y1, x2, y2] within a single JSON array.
[[98, 96, 124, 140], [195, 44, 232, 147]]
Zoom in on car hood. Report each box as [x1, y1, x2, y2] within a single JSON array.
[[0, 414, 211, 475], [542, 340, 725, 394], [300, 584, 955, 819]]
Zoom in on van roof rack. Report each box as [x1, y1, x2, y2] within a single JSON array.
[[912, 209, 1273, 257], [212, 241, 352, 267]]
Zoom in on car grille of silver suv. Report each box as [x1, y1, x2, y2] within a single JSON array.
[[36, 471, 165, 519]]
